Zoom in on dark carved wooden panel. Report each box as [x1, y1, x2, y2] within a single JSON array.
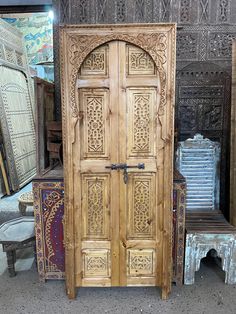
[[53, 0, 235, 217], [176, 62, 231, 218]]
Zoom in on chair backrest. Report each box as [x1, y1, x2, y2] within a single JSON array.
[[176, 134, 220, 212]]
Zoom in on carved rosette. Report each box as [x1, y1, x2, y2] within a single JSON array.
[[67, 32, 167, 117]]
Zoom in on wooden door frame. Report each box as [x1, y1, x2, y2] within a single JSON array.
[[60, 23, 176, 299]]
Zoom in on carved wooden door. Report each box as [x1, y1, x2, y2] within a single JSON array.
[[60, 24, 176, 300]]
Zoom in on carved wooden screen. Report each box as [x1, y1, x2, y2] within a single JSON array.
[[60, 24, 176, 299], [0, 19, 36, 191], [176, 62, 231, 218]]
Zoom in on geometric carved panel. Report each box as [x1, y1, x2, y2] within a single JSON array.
[[176, 62, 231, 218], [127, 249, 155, 277], [127, 45, 155, 75], [80, 89, 110, 158], [178, 99, 223, 132], [82, 175, 110, 240], [80, 45, 108, 76], [82, 249, 111, 278], [127, 88, 156, 157], [128, 175, 155, 239]]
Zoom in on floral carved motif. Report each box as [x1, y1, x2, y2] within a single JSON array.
[[68, 32, 167, 117]]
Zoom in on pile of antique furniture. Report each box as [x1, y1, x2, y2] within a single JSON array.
[[177, 134, 236, 285]]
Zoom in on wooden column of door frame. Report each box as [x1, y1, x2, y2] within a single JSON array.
[[60, 24, 176, 299], [60, 28, 76, 298]]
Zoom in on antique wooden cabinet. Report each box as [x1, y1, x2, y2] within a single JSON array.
[[33, 169, 64, 281], [60, 24, 176, 299]]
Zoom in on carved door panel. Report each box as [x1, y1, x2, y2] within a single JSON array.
[[77, 41, 161, 288], [118, 42, 160, 287], [60, 24, 175, 299]]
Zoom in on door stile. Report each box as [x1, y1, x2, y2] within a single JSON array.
[[109, 41, 120, 286], [118, 41, 128, 286]]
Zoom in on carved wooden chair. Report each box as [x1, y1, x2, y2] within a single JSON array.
[[176, 134, 236, 285]]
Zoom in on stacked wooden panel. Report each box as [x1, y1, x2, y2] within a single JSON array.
[[0, 19, 36, 192]]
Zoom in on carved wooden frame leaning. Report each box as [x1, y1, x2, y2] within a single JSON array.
[[60, 24, 176, 299]]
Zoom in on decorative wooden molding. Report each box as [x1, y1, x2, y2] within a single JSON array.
[[60, 24, 175, 119]]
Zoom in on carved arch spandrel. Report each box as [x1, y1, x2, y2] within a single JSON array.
[[65, 30, 171, 118]]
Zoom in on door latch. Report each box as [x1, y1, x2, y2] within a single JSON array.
[[105, 163, 145, 184]]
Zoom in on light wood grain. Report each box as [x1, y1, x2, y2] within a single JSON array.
[[60, 24, 176, 299]]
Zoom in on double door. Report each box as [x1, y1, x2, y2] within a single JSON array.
[[77, 41, 162, 286], [60, 24, 175, 299]]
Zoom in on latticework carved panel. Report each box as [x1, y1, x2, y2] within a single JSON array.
[[83, 249, 110, 278], [96, 0, 110, 23], [209, 33, 236, 59], [127, 45, 155, 75], [82, 175, 110, 239], [128, 175, 155, 239], [127, 88, 156, 157], [160, 0, 172, 22], [217, 0, 231, 23], [176, 62, 231, 217], [80, 46, 108, 76], [5, 46, 15, 64], [176, 33, 198, 61], [80, 89, 110, 158], [15, 52, 24, 67], [115, 0, 126, 22], [127, 249, 155, 276], [179, 0, 192, 23]]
